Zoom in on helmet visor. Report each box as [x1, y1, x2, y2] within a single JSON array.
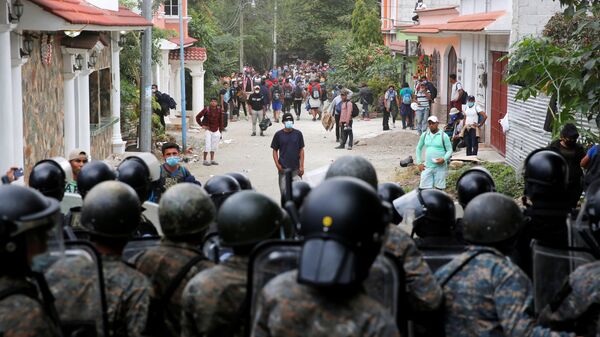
[[392, 190, 426, 226], [297, 238, 355, 287]]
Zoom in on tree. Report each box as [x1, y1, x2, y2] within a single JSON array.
[[351, 0, 383, 47]]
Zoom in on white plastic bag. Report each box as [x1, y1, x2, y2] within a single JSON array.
[[499, 112, 510, 134]]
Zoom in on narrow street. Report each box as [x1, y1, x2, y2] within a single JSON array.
[[174, 115, 420, 201]]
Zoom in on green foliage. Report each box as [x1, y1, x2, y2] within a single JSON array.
[[446, 162, 524, 199], [504, 5, 600, 143], [351, 0, 383, 47]]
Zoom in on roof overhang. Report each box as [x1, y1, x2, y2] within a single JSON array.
[[19, 0, 152, 32], [401, 10, 509, 36]]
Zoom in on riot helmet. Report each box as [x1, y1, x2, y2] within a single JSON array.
[[377, 182, 405, 224], [523, 149, 569, 199], [122, 152, 160, 182], [291, 181, 312, 210], [456, 167, 496, 208], [393, 189, 455, 237], [462, 192, 524, 244], [298, 177, 391, 287], [225, 172, 253, 190], [159, 183, 216, 239], [77, 161, 116, 199], [217, 191, 282, 251], [0, 185, 60, 274], [204, 175, 242, 210], [80, 181, 140, 239], [117, 157, 152, 202], [325, 156, 378, 189], [29, 159, 67, 201]]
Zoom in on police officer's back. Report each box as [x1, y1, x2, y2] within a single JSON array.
[[81, 181, 152, 337], [251, 178, 400, 337], [182, 191, 283, 337], [435, 192, 575, 337], [0, 185, 62, 337]]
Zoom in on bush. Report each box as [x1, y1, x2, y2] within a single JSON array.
[[446, 162, 524, 199]]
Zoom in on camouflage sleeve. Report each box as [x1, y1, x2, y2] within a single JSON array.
[[180, 280, 200, 337], [124, 277, 152, 337], [385, 226, 443, 311], [493, 268, 575, 337], [0, 296, 62, 337], [250, 289, 272, 337]]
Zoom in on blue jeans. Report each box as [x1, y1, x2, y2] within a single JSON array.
[[416, 107, 430, 134]]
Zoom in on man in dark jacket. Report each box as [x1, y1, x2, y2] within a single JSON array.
[[548, 123, 585, 209]]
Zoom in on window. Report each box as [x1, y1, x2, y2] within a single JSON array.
[[164, 0, 179, 16], [89, 68, 112, 129]]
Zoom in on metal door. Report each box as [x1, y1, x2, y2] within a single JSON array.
[[491, 52, 508, 155]]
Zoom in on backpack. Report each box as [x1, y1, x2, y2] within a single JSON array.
[[223, 89, 231, 103], [311, 85, 320, 99], [351, 102, 359, 118], [460, 90, 469, 105], [402, 91, 412, 105], [294, 86, 303, 99], [426, 82, 438, 100], [284, 87, 293, 100], [320, 88, 328, 101], [272, 88, 281, 101]]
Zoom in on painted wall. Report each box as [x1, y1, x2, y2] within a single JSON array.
[[460, 0, 511, 14], [154, 1, 190, 37], [511, 0, 562, 44], [22, 34, 65, 174]]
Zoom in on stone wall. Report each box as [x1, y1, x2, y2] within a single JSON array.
[[21, 33, 65, 174], [91, 127, 113, 160]]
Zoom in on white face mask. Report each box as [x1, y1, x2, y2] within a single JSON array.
[[254, 90, 260, 94]]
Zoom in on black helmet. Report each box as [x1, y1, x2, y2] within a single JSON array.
[[325, 156, 378, 189], [117, 157, 151, 202], [80, 181, 140, 239], [456, 167, 496, 208], [225, 172, 253, 190], [298, 177, 391, 287], [0, 185, 60, 271], [524, 149, 568, 199], [159, 183, 216, 238], [204, 175, 241, 210], [462, 192, 524, 244], [393, 189, 456, 237], [29, 159, 67, 201], [217, 191, 282, 249], [77, 161, 117, 199], [291, 181, 312, 210], [377, 182, 405, 224]]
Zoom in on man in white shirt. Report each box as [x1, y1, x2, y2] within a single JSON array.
[[461, 95, 487, 156], [449, 74, 464, 112]]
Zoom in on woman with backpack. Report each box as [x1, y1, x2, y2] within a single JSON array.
[[399, 82, 414, 129], [462, 95, 487, 156]]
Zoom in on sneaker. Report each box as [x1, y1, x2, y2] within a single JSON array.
[[251, 132, 256, 136], [335, 145, 345, 149], [211, 160, 219, 165], [312, 118, 316, 121], [203, 160, 211, 166], [260, 132, 264, 136], [347, 146, 352, 150]]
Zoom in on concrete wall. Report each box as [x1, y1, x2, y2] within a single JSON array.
[[511, 0, 562, 44], [22, 34, 65, 175], [460, 0, 511, 14]]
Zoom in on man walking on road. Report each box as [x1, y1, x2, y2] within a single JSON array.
[[271, 113, 305, 201], [249, 85, 265, 136], [416, 116, 452, 189], [196, 97, 224, 166]]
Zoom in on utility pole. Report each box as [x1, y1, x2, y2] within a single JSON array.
[[140, 0, 152, 152], [179, 0, 187, 151], [272, 0, 277, 69], [239, 6, 244, 73]]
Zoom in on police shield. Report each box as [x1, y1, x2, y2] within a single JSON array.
[[43, 241, 109, 337], [531, 240, 595, 314], [418, 246, 466, 272], [247, 240, 403, 330]]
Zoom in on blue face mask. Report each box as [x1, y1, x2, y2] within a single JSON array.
[[166, 156, 180, 167], [467, 102, 475, 108], [284, 121, 294, 129]]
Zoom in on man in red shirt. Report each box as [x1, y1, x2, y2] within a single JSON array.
[[196, 97, 224, 166]]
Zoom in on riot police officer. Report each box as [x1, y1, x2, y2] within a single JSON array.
[[455, 166, 495, 209], [129, 183, 215, 337], [81, 181, 152, 337], [29, 159, 67, 202], [203, 175, 242, 210], [291, 180, 311, 210], [435, 192, 575, 337], [0, 185, 62, 336], [377, 182, 405, 225], [325, 155, 442, 313], [225, 172, 253, 190], [250, 178, 400, 337], [182, 190, 283, 337]]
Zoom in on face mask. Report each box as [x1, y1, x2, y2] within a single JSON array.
[[166, 156, 180, 167], [284, 121, 294, 129], [467, 102, 475, 108]]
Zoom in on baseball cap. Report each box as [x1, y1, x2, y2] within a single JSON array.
[[68, 149, 88, 161], [449, 108, 460, 115], [427, 116, 439, 123], [282, 113, 294, 122]]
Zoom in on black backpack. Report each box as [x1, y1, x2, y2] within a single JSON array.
[[272, 88, 281, 101], [351, 102, 360, 118], [426, 82, 438, 100], [294, 86, 303, 99], [460, 90, 469, 104], [284, 87, 293, 100]]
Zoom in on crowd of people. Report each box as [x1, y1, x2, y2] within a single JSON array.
[[3, 124, 600, 336]]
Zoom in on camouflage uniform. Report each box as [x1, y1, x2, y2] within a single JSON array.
[[435, 246, 576, 337], [538, 260, 600, 336], [250, 270, 400, 337], [103, 254, 153, 337], [384, 224, 443, 311], [129, 240, 214, 337], [181, 255, 248, 337], [0, 276, 62, 337]]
